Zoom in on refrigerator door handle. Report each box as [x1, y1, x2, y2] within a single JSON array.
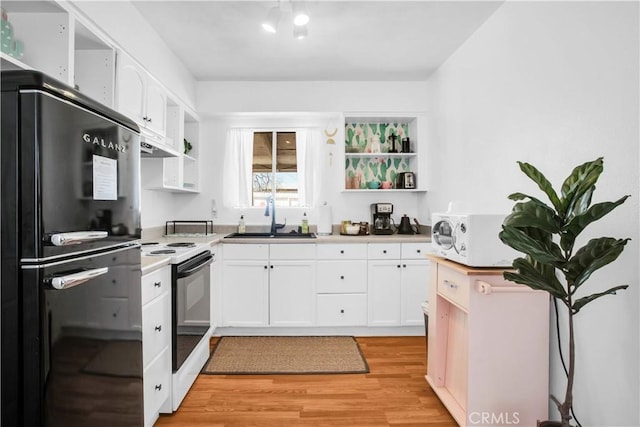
[[48, 267, 109, 290], [49, 231, 108, 246]]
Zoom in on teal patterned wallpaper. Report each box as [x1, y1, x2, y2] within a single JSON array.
[[344, 123, 411, 189]]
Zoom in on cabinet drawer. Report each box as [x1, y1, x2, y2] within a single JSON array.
[[142, 267, 170, 306], [142, 293, 170, 367], [144, 347, 171, 427], [270, 243, 316, 260], [223, 243, 268, 260], [317, 294, 367, 326], [317, 243, 367, 259], [317, 261, 367, 293], [401, 242, 430, 259], [437, 266, 470, 311], [367, 243, 401, 259]]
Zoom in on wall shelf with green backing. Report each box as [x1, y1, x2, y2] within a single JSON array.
[[344, 119, 422, 191]]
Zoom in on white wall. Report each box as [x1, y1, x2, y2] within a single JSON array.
[[425, 2, 639, 425], [179, 81, 431, 230]]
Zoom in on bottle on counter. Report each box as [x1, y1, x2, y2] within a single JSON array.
[[238, 215, 246, 234], [301, 212, 309, 234]]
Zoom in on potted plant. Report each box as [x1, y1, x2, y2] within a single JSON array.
[[498, 157, 630, 427]]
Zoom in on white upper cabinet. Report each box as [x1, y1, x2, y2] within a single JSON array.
[[1, 1, 116, 108], [116, 51, 167, 137]]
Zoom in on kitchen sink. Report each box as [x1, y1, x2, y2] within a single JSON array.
[[224, 232, 316, 239]]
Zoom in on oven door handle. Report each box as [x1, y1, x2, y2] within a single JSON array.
[[177, 255, 213, 278], [47, 267, 109, 290]]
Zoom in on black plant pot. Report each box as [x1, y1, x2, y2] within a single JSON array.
[[537, 422, 562, 427]]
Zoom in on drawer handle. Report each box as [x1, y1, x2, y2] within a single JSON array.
[[154, 281, 161, 288], [444, 279, 458, 290], [154, 325, 162, 332], [155, 384, 162, 391]]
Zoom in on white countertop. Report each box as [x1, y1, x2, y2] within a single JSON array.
[[141, 232, 430, 274]]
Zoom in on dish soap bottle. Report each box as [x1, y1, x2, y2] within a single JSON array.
[[301, 212, 309, 234], [238, 215, 246, 234]]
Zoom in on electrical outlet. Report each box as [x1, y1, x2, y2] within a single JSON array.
[[211, 199, 217, 218]]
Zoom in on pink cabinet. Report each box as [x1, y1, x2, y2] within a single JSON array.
[[426, 256, 549, 426]]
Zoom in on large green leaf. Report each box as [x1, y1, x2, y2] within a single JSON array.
[[499, 226, 565, 266], [567, 186, 594, 219], [561, 196, 630, 252], [517, 161, 563, 213], [572, 285, 629, 313], [565, 237, 630, 291], [560, 158, 603, 216], [508, 192, 554, 210], [503, 257, 567, 300], [503, 201, 562, 234]]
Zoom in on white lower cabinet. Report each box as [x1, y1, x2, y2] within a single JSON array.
[[222, 259, 269, 326], [221, 241, 429, 332], [367, 243, 430, 327], [317, 293, 367, 326], [316, 244, 368, 326], [141, 266, 172, 427], [222, 244, 316, 326], [270, 260, 316, 326]]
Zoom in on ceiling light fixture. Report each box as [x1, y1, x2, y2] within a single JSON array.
[[292, 1, 309, 26], [261, 0, 310, 39], [261, 5, 281, 34]]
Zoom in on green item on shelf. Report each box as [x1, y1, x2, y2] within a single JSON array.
[[183, 138, 192, 155]]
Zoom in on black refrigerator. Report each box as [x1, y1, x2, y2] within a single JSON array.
[[1, 71, 143, 426]]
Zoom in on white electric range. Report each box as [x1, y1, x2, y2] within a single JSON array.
[[140, 239, 213, 412]]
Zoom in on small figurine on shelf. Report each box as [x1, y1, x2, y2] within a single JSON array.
[[183, 138, 192, 155]]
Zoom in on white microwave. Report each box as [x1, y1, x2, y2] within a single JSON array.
[[431, 213, 517, 267]]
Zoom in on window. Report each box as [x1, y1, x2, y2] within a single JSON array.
[[252, 131, 299, 207]]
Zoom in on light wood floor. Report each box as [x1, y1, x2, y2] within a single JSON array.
[[155, 336, 456, 426]]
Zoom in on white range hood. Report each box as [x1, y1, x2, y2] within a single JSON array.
[[140, 131, 180, 158]]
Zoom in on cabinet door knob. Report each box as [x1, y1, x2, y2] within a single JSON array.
[[417, 249, 421, 253], [154, 281, 161, 288], [403, 264, 407, 268], [397, 264, 401, 268], [264, 265, 268, 269], [155, 325, 162, 332], [340, 309, 345, 314], [383, 250, 387, 254], [270, 265, 274, 269], [340, 275, 344, 280], [340, 250, 344, 254], [155, 384, 162, 391]]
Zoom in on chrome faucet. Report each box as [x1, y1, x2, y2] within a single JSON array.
[[264, 196, 285, 234]]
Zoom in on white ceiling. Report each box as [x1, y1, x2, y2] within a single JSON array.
[[131, 1, 503, 82]]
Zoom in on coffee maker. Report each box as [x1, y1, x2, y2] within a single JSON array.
[[371, 203, 394, 235]]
